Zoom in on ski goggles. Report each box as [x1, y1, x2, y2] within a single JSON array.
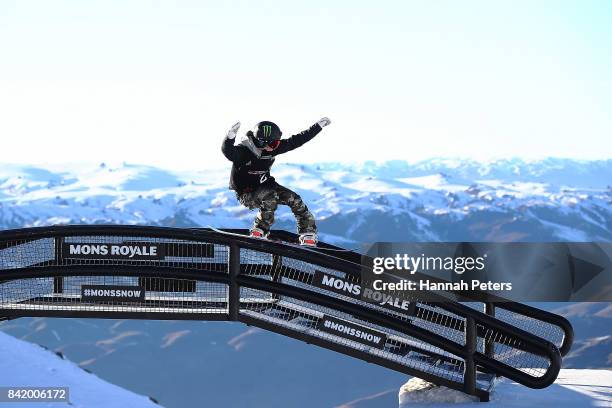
[[267, 140, 281, 149], [252, 135, 281, 149]]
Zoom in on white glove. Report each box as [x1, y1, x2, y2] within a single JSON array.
[[317, 117, 331, 128], [226, 121, 241, 139]]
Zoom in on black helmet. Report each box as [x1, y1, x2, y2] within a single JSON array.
[[248, 121, 282, 148]]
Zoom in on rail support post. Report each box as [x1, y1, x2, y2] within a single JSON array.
[[53, 237, 64, 294], [270, 254, 283, 301], [484, 303, 495, 358], [463, 316, 477, 397], [228, 243, 240, 321], [53, 277, 64, 294]]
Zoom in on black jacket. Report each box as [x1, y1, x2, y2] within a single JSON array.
[[222, 123, 322, 193]]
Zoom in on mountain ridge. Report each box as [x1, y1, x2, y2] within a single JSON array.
[[1, 158, 610, 242]]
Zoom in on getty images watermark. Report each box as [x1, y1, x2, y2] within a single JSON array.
[[370, 252, 512, 292], [361, 242, 612, 302]]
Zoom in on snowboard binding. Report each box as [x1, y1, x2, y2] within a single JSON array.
[[249, 228, 269, 239], [298, 232, 318, 247]]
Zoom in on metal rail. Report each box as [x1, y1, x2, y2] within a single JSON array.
[[0, 225, 571, 402]]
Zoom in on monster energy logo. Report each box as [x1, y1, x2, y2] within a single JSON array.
[[262, 125, 272, 139]]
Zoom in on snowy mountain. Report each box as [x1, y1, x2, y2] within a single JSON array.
[[0, 158, 610, 407], [0, 158, 610, 242], [0, 331, 162, 408]]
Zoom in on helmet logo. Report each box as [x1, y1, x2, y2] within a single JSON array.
[[262, 125, 272, 139]]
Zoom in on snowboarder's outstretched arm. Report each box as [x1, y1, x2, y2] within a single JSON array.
[[221, 122, 248, 164], [274, 117, 331, 155]]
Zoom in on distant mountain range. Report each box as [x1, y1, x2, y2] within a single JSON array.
[[0, 158, 610, 408], [1, 158, 610, 243]]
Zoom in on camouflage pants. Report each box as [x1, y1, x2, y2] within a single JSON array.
[[237, 182, 317, 234]]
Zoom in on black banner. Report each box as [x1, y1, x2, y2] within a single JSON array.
[[81, 285, 145, 302], [312, 271, 361, 298], [62, 242, 165, 260], [61, 239, 216, 261], [316, 315, 387, 349], [311, 271, 414, 314]]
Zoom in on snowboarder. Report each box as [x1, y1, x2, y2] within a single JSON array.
[[222, 118, 332, 246]]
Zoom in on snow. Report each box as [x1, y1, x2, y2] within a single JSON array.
[[397, 174, 467, 193], [399, 369, 612, 407], [399, 378, 478, 404], [0, 331, 161, 408]]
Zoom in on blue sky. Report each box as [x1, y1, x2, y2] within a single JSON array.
[[0, 0, 610, 169]]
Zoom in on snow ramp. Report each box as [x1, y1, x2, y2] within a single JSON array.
[[0, 226, 573, 402]]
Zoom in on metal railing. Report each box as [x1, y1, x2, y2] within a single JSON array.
[[0, 225, 572, 402]]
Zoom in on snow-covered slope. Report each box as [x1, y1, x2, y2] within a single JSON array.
[[398, 370, 612, 408], [0, 331, 161, 408], [0, 158, 610, 242]]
